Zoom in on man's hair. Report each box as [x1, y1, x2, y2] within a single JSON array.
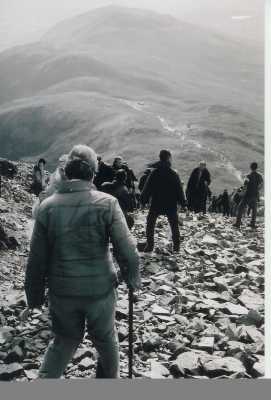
[[115, 169, 127, 183], [65, 159, 94, 181], [113, 156, 123, 164], [68, 144, 98, 173], [38, 158, 46, 165], [250, 162, 258, 170], [159, 149, 171, 162]]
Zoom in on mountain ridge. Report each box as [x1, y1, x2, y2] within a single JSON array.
[[0, 5, 264, 191]]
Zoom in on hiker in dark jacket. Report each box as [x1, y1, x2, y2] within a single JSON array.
[[0, 158, 17, 179], [93, 156, 114, 190], [111, 157, 137, 209], [140, 149, 186, 252], [24, 144, 141, 379], [101, 169, 134, 229], [122, 163, 137, 191], [138, 169, 152, 192], [221, 189, 230, 217], [209, 195, 218, 213], [112, 156, 123, 172], [32, 154, 68, 219], [30, 158, 47, 196], [112, 157, 137, 191], [186, 161, 211, 214], [229, 188, 238, 216], [230, 187, 243, 216], [234, 162, 263, 229]]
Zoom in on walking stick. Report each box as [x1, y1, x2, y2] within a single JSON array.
[[128, 287, 134, 379]]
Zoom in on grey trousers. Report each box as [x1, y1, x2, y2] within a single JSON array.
[[38, 289, 120, 379]]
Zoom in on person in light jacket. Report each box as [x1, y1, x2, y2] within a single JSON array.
[[24, 144, 141, 379]]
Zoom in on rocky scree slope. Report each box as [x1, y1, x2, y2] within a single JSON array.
[[0, 161, 265, 380]]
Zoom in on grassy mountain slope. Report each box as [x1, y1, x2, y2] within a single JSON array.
[[0, 6, 264, 192]]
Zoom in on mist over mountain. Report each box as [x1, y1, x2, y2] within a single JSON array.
[[0, 0, 264, 51], [0, 6, 264, 192]]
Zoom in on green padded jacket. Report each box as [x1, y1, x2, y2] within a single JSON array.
[[25, 180, 141, 307]]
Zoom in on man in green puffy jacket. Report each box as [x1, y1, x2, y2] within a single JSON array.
[[24, 144, 141, 379]]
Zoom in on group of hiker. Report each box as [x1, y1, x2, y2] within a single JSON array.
[[31, 151, 263, 233], [208, 163, 263, 229], [209, 187, 255, 218], [25, 144, 263, 379]]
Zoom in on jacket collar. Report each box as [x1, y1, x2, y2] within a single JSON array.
[[156, 160, 171, 169], [57, 180, 92, 194]]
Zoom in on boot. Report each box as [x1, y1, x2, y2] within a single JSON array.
[[143, 244, 154, 253]]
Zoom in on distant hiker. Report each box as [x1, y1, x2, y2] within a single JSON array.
[[206, 187, 212, 211], [186, 161, 211, 214], [138, 169, 152, 192], [46, 154, 69, 196], [93, 156, 114, 190], [112, 157, 137, 191], [230, 187, 243, 216], [0, 158, 18, 197], [140, 149, 186, 253], [0, 158, 17, 179], [30, 158, 47, 197], [111, 157, 137, 208], [112, 156, 123, 172], [122, 162, 137, 192], [101, 169, 135, 229], [233, 162, 263, 229], [24, 144, 141, 379], [32, 154, 69, 219], [221, 189, 230, 217], [216, 194, 223, 213], [209, 195, 218, 213], [229, 188, 238, 216]]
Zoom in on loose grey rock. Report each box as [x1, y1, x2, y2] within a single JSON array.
[[5, 344, 25, 363], [192, 337, 214, 353], [238, 289, 264, 311], [251, 356, 265, 377], [78, 357, 95, 371], [24, 369, 38, 380], [72, 348, 93, 364], [143, 360, 170, 379], [143, 334, 162, 352], [0, 363, 24, 381], [203, 356, 246, 378], [0, 163, 265, 380], [222, 303, 248, 316], [245, 326, 264, 344], [118, 326, 128, 341]]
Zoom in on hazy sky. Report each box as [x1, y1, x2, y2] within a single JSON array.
[[0, 0, 264, 51]]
